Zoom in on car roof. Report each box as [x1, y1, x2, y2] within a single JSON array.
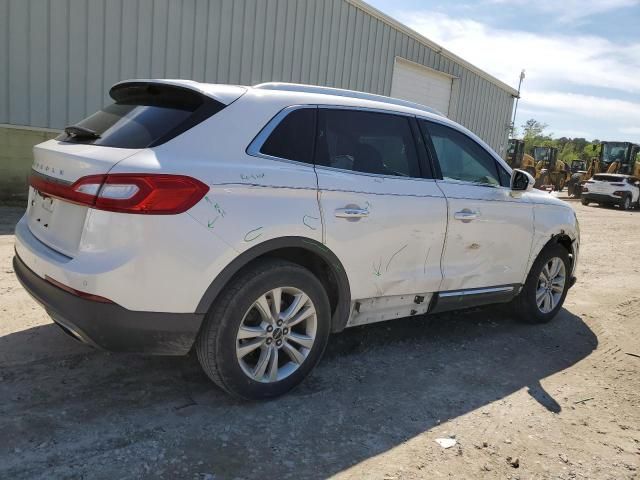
[[117, 79, 446, 119], [114, 79, 503, 164], [252, 82, 445, 117]]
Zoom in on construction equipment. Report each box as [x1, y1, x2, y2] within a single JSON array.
[[532, 146, 569, 191], [568, 142, 640, 198], [505, 139, 536, 176], [599, 141, 640, 176]]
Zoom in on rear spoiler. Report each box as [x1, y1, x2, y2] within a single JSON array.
[[111, 79, 247, 106]]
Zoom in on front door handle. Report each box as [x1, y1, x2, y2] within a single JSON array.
[[335, 207, 369, 219], [454, 209, 479, 222]]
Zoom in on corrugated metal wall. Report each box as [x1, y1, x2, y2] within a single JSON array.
[[0, 0, 514, 153]]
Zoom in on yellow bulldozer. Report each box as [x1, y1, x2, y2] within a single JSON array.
[[532, 146, 569, 191], [567, 142, 640, 198], [505, 139, 536, 176]]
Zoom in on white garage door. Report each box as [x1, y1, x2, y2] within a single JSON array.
[[390, 58, 452, 116]]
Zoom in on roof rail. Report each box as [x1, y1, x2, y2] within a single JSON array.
[[253, 82, 444, 117]]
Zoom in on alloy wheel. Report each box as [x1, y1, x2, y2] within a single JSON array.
[[536, 257, 566, 314], [236, 287, 317, 383]]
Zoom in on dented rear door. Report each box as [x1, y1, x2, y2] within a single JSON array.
[[315, 108, 447, 301]]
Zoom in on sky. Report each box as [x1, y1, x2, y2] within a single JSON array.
[[367, 0, 640, 143]]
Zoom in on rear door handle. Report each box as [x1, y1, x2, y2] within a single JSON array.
[[335, 207, 369, 219], [454, 209, 479, 222]]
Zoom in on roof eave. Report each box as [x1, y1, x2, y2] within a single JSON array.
[[346, 0, 520, 97]]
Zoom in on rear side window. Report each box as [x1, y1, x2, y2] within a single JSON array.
[[315, 109, 421, 177], [421, 120, 502, 186], [260, 108, 316, 164], [57, 83, 225, 149], [593, 175, 624, 182]]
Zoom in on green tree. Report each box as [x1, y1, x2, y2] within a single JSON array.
[[522, 119, 548, 138], [521, 119, 552, 154]]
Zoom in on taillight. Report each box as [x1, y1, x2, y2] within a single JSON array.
[[30, 172, 209, 214], [582, 186, 589, 192], [613, 191, 625, 197]]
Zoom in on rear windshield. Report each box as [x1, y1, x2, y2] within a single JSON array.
[[56, 83, 225, 149], [593, 175, 626, 182]]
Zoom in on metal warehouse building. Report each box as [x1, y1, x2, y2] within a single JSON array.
[[0, 0, 518, 201]]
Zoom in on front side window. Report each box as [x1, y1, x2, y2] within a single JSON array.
[[315, 109, 421, 178], [421, 120, 502, 186], [259, 108, 316, 164]]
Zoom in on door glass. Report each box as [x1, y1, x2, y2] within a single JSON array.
[[315, 109, 421, 178], [421, 120, 501, 186], [260, 108, 316, 164], [497, 165, 511, 187]]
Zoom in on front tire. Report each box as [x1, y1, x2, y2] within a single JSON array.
[[512, 244, 571, 324], [196, 259, 331, 400], [621, 194, 632, 210]]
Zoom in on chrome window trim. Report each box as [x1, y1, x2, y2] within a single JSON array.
[[313, 163, 437, 183]]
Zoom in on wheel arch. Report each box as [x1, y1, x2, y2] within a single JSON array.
[[195, 237, 352, 333], [526, 232, 576, 284]]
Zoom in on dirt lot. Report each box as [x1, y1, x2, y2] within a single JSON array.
[[1, 198, 639, 480]]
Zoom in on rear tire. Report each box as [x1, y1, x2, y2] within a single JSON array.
[[581, 198, 589, 206], [512, 244, 571, 324], [196, 259, 331, 400]]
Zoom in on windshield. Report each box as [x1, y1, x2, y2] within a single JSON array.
[[601, 142, 629, 165], [533, 147, 550, 162], [571, 161, 586, 172]]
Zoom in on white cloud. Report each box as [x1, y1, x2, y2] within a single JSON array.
[[620, 127, 640, 135], [524, 91, 640, 123], [486, 0, 640, 22], [399, 12, 640, 94], [394, 10, 640, 142]]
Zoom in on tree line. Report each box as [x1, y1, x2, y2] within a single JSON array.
[[517, 119, 601, 163]]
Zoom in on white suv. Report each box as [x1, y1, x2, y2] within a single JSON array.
[[14, 80, 579, 399], [582, 173, 640, 210]]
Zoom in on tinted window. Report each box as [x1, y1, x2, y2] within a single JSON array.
[[56, 83, 224, 149], [260, 108, 315, 164], [593, 174, 625, 182], [421, 121, 501, 186], [315, 109, 421, 177]]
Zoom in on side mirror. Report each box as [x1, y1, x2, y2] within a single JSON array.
[[511, 169, 535, 192]]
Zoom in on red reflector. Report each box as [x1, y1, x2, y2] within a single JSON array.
[[45, 275, 114, 303], [29, 172, 209, 215]]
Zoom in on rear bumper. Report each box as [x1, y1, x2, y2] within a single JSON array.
[[582, 193, 621, 204], [13, 254, 203, 355]]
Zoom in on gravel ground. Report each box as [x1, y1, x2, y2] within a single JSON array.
[[0, 198, 639, 479]]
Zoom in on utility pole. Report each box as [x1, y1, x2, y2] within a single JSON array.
[[511, 69, 525, 138]]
